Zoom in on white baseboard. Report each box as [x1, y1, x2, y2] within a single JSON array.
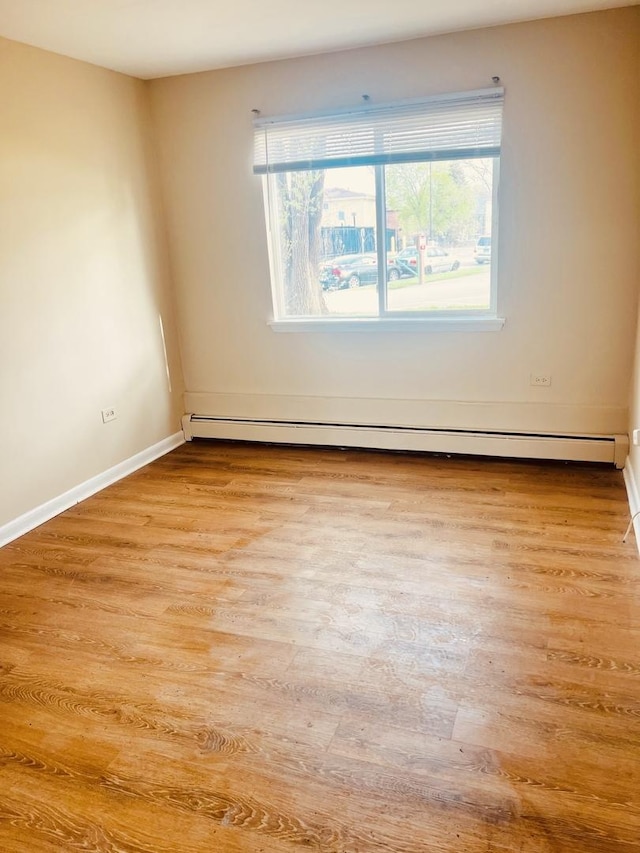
[[623, 456, 640, 555], [0, 431, 185, 548]]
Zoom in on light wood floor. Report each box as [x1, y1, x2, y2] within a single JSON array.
[[0, 441, 638, 852]]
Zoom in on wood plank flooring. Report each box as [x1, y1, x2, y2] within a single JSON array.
[[0, 440, 638, 852]]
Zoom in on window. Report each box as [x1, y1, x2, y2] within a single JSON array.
[[254, 88, 503, 327]]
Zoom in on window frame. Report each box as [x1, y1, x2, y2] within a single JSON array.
[[256, 88, 504, 331]]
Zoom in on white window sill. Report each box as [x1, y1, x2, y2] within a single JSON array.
[[269, 316, 505, 333]]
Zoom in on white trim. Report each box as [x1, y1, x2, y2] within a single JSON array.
[[269, 316, 505, 333], [489, 156, 500, 315], [0, 431, 185, 548], [623, 457, 640, 556]]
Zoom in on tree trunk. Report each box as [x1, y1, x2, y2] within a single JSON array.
[[278, 171, 327, 316]]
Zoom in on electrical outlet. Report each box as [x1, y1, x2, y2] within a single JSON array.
[[633, 429, 640, 447], [530, 374, 551, 387], [101, 408, 117, 423]]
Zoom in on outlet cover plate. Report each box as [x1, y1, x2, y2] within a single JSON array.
[[530, 374, 551, 387]]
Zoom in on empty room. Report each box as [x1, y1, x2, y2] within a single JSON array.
[[0, 0, 639, 850]]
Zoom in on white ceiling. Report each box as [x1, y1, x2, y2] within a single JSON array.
[[0, 0, 635, 79]]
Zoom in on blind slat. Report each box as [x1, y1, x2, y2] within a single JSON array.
[[253, 88, 503, 174]]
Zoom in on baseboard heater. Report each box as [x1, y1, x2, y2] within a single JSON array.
[[182, 415, 627, 469]]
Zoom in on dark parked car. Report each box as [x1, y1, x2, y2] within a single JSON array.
[[319, 253, 414, 290], [396, 246, 460, 275]]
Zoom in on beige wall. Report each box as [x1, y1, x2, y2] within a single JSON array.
[[1, 9, 638, 533], [150, 8, 640, 436], [0, 38, 184, 528], [627, 309, 640, 499]]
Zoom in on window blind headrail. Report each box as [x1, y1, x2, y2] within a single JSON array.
[[253, 87, 504, 128], [253, 88, 503, 174], [254, 147, 501, 174]]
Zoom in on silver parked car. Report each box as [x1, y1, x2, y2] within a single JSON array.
[[395, 246, 461, 275]]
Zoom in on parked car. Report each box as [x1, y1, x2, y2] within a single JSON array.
[[319, 253, 414, 290], [396, 246, 461, 275], [474, 236, 491, 264]]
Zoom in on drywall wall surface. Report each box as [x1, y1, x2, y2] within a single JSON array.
[[0, 37, 184, 528], [150, 8, 639, 436], [627, 304, 640, 497]]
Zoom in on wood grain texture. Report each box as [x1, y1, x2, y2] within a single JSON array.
[[0, 440, 639, 852]]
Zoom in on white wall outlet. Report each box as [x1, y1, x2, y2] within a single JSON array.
[[633, 429, 640, 447], [530, 374, 551, 387], [101, 407, 117, 423]]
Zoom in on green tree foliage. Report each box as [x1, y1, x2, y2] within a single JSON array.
[[386, 161, 478, 244]]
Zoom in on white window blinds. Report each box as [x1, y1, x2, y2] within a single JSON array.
[[253, 88, 503, 174]]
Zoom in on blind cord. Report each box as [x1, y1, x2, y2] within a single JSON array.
[[622, 510, 640, 543]]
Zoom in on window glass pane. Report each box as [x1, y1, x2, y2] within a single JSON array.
[[384, 159, 494, 313], [268, 166, 378, 318]]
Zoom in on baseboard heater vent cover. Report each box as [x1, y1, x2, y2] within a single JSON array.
[[182, 415, 627, 468]]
